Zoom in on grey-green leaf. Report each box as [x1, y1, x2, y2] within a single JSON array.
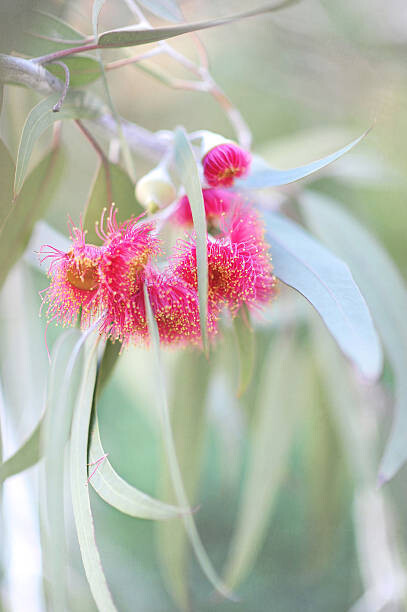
[[0, 138, 15, 233], [144, 285, 233, 600], [264, 210, 383, 381], [70, 336, 117, 612], [173, 127, 208, 351], [14, 91, 101, 196], [223, 332, 301, 589], [98, 1, 298, 48], [300, 191, 407, 481], [47, 56, 101, 87], [0, 146, 65, 288], [89, 413, 184, 520], [17, 10, 87, 57], [0, 415, 43, 483], [236, 131, 368, 189], [233, 306, 256, 397]]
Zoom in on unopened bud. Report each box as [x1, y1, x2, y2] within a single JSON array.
[[199, 130, 234, 160], [135, 166, 176, 212]]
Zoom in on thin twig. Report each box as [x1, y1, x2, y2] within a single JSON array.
[[32, 42, 99, 65], [105, 47, 162, 71]]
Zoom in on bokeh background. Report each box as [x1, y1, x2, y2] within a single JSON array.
[[1, 1, 407, 610]]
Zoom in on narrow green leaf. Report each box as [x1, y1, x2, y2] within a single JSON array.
[[95, 339, 122, 397], [17, 10, 87, 57], [47, 56, 101, 87], [173, 127, 208, 351], [137, 0, 182, 22], [98, 0, 298, 47], [0, 416, 43, 483], [0, 146, 65, 288], [0, 138, 15, 233], [156, 349, 210, 610], [70, 335, 117, 612], [84, 161, 142, 244], [223, 332, 301, 589], [89, 413, 184, 519], [233, 306, 255, 397], [42, 327, 83, 611], [144, 285, 233, 600], [300, 191, 407, 481], [14, 91, 101, 196], [264, 210, 383, 381], [237, 130, 369, 189]]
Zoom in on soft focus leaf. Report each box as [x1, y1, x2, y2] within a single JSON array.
[[0, 146, 65, 288], [14, 91, 102, 196], [17, 10, 87, 56], [89, 413, 184, 520], [0, 416, 43, 483], [264, 210, 383, 381], [42, 327, 83, 611], [156, 349, 210, 610], [84, 161, 142, 244], [95, 340, 122, 397], [233, 306, 255, 397], [47, 56, 101, 87], [70, 336, 117, 611], [144, 285, 233, 601], [0, 138, 14, 232], [237, 131, 368, 189], [223, 331, 301, 589], [98, 1, 298, 48], [300, 191, 407, 481], [137, 0, 182, 22], [173, 127, 208, 351]]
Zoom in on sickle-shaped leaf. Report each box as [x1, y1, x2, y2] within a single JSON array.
[[144, 285, 234, 600], [264, 210, 382, 381], [70, 336, 117, 612], [17, 10, 87, 57], [98, 0, 298, 48], [236, 131, 368, 189], [300, 191, 407, 481], [173, 127, 208, 352], [14, 91, 102, 196], [89, 413, 185, 520]]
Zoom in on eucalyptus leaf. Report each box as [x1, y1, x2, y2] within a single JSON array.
[[98, 0, 298, 48], [70, 336, 117, 612], [0, 138, 15, 233], [84, 161, 142, 244], [236, 131, 368, 189], [264, 210, 382, 381], [14, 91, 101, 196], [137, 0, 182, 22], [0, 415, 43, 483], [233, 305, 255, 397], [89, 413, 184, 520], [47, 56, 101, 87], [42, 327, 82, 611], [156, 349, 210, 610], [223, 332, 301, 589], [144, 285, 233, 600], [0, 146, 65, 288], [173, 127, 208, 351], [300, 191, 407, 481], [17, 10, 87, 57]]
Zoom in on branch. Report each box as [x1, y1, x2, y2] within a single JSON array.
[[0, 54, 167, 161]]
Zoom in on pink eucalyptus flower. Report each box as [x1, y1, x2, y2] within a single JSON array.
[[40, 219, 103, 328], [172, 203, 276, 316], [97, 208, 161, 342], [171, 188, 241, 226], [202, 143, 251, 188]]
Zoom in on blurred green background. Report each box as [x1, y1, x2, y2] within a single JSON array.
[[1, 1, 407, 610]]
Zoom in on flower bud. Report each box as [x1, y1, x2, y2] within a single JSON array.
[[199, 131, 251, 188], [135, 166, 176, 213]]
